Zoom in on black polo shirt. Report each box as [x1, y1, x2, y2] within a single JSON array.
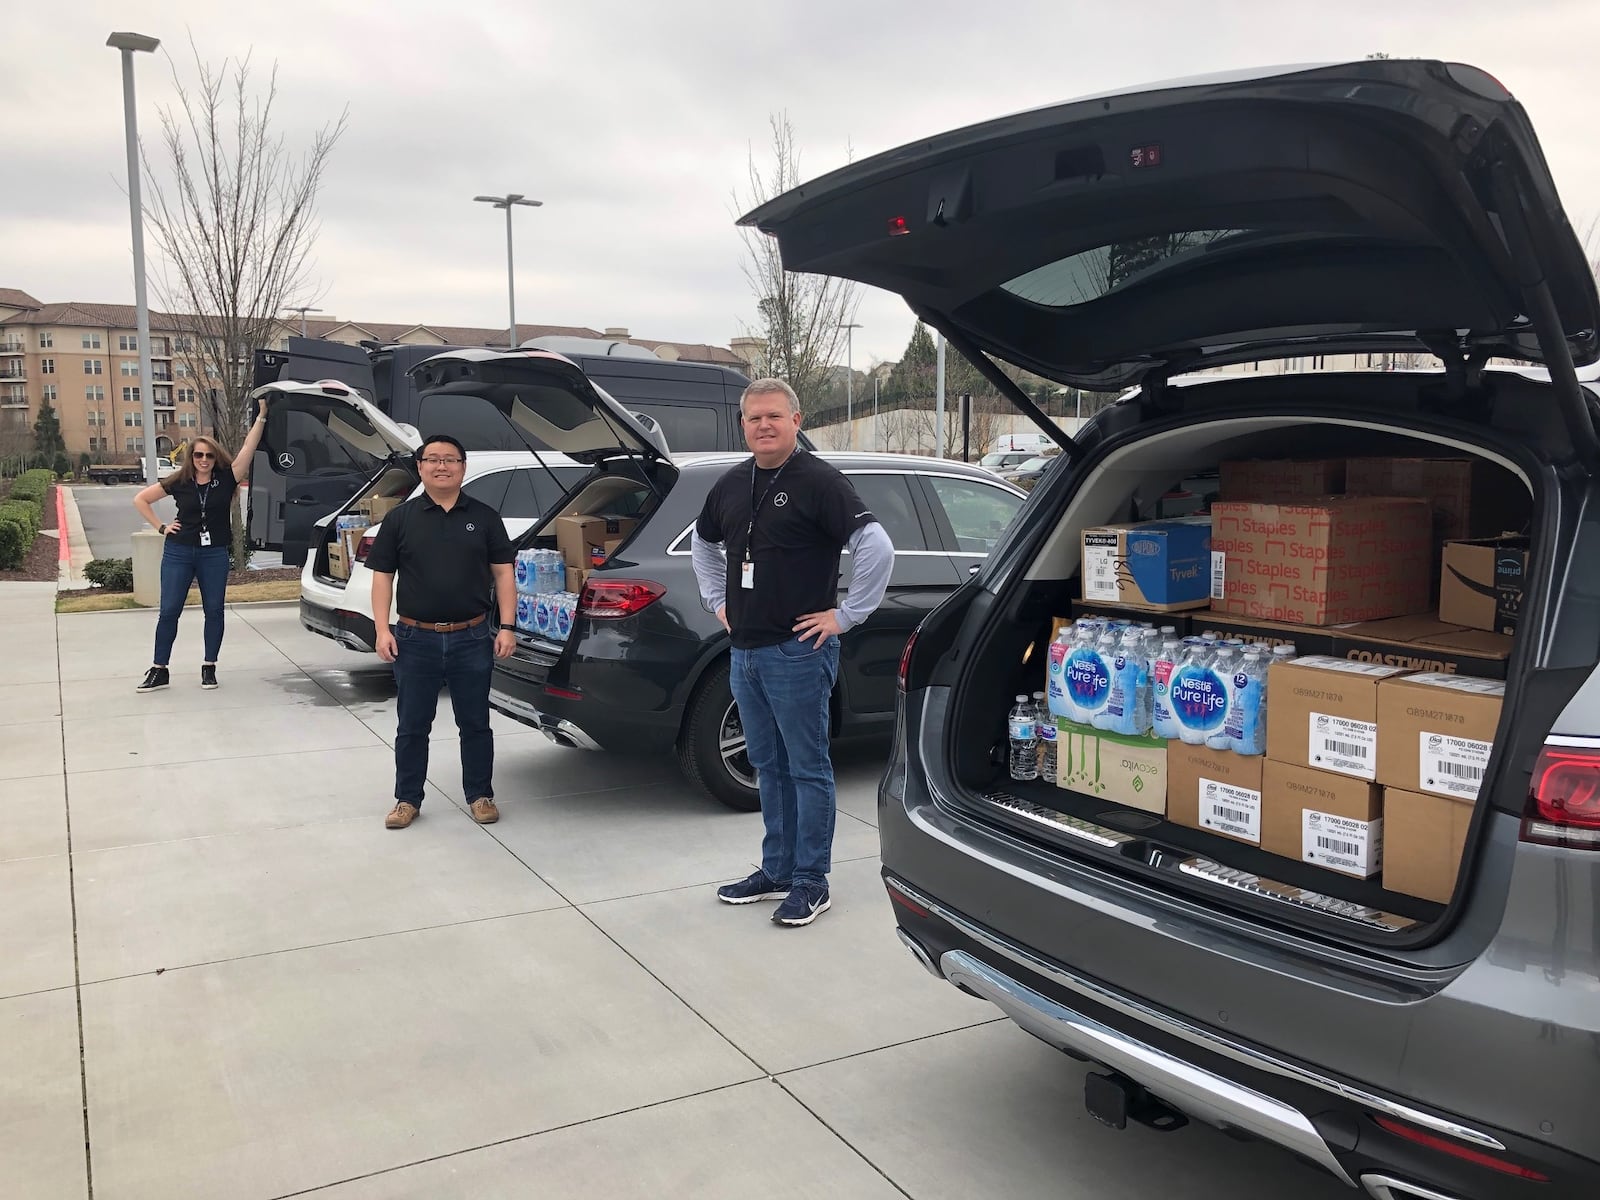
[[161, 465, 239, 547], [364, 490, 515, 624]]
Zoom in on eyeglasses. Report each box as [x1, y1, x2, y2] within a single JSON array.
[[419, 456, 463, 466], [192, 451, 215, 460]]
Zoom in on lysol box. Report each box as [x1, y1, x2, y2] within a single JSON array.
[[1080, 517, 1212, 611], [1209, 497, 1432, 625]]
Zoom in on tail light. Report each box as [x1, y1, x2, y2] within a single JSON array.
[[897, 627, 920, 693], [355, 534, 376, 563], [1521, 744, 1600, 849], [578, 578, 665, 619], [1371, 1116, 1548, 1181]]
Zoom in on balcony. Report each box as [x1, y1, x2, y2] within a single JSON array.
[[151, 370, 174, 384], [0, 340, 25, 354], [0, 365, 25, 380], [2, 395, 28, 409], [149, 339, 172, 359]]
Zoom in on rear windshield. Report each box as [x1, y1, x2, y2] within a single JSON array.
[[1004, 229, 1251, 307]]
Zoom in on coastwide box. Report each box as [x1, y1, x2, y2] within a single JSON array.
[[1383, 787, 1473, 903], [1220, 458, 1345, 502], [1375, 672, 1504, 802], [1439, 536, 1528, 635], [1210, 497, 1432, 625], [1055, 719, 1167, 815], [1167, 743, 1265, 846], [1262, 759, 1384, 879], [1265, 656, 1413, 780], [1080, 518, 1212, 611]]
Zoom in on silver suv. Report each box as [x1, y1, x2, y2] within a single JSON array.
[[745, 60, 1600, 1197]]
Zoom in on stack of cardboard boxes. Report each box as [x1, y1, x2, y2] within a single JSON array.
[[326, 493, 405, 580], [552, 513, 639, 593]]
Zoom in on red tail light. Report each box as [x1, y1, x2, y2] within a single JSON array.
[[1371, 1116, 1548, 1181], [897, 627, 920, 693], [578, 578, 665, 619], [1522, 744, 1600, 849], [355, 534, 376, 563]]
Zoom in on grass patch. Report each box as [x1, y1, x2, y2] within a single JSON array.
[[56, 578, 300, 614]]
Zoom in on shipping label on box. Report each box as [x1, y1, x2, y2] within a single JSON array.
[[1220, 458, 1345, 502], [1081, 518, 1212, 610], [1055, 719, 1167, 814], [1168, 743, 1263, 844], [1262, 759, 1383, 878], [1383, 787, 1472, 903], [1439, 536, 1528, 635], [1309, 711, 1379, 779], [1265, 655, 1410, 775], [1209, 498, 1432, 625], [1376, 672, 1504, 801], [1303, 808, 1384, 879]]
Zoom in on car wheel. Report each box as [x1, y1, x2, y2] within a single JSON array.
[[678, 660, 760, 812]]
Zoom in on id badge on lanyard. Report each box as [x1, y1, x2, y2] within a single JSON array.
[[198, 479, 216, 547], [743, 451, 794, 591]]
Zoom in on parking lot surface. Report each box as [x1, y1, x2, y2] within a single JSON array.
[[2, 584, 1350, 1198]]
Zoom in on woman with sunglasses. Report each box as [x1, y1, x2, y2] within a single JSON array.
[[131, 400, 270, 692]]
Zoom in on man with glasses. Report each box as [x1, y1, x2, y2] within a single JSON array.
[[366, 435, 518, 830]]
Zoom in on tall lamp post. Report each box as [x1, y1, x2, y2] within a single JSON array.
[[473, 193, 542, 348], [838, 321, 861, 449], [108, 30, 160, 483], [284, 305, 323, 338]]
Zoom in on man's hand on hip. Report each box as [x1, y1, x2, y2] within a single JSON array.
[[716, 604, 729, 633], [376, 629, 398, 663], [793, 608, 843, 648], [494, 629, 517, 659]]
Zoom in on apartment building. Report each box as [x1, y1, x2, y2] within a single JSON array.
[[1, 287, 754, 461]]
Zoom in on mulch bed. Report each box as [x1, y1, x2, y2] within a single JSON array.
[[0, 480, 61, 583], [230, 566, 301, 587]]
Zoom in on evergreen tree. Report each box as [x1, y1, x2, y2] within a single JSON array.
[[33, 399, 66, 463]]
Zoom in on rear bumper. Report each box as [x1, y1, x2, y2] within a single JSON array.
[[488, 685, 602, 750], [299, 598, 375, 653]]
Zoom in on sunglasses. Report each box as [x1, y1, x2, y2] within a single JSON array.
[[192, 451, 215, 460]]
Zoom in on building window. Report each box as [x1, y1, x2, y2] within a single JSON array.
[[178, 388, 196, 404], [39, 332, 53, 349], [175, 363, 190, 378], [126, 437, 144, 453], [82, 333, 102, 350], [123, 411, 144, 428], [42, 385, 56, 402], [84, 359, 102, 375], [120, 361, 139, 377], [122, 386, 141, 404], [119, 334, 138, 352], [41, 358, 54, 374], [86, 385, 105, 402], [173, 335, 192, 352]]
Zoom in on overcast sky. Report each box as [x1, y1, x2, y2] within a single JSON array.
[[5, 0, 1598, 368]]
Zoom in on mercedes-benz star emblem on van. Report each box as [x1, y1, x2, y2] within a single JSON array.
[[277, 451, 295, 469]]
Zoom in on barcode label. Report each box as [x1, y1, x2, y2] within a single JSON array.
[[1083, 540, 1120, 601], [1210, 551, 1226, 601], [1198, 777, 1260, 842], [1303, 809, 1382, 877], [1308, 713, 1378, 780], [1420, 731, 1492, 800]]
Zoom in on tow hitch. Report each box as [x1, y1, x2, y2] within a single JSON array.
[[1084, 1070, 1190, 1133]]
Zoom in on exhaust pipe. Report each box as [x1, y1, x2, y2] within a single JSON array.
[[896, 928, 941, 978], [1361, 1175, 1464, 1200]]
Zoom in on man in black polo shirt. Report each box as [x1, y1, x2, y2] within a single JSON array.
[[693, 379, 893, 927], [367, 434, 518, 830]]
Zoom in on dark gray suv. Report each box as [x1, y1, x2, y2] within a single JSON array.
[[744, 60, 1600, 1197]]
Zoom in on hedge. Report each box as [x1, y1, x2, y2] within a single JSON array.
[[8, 469, 52, 505], [84, 558, 134, 590], [0, 498, 40, 540], [0, 469, 53, 568], [0, 518, 23, 569]]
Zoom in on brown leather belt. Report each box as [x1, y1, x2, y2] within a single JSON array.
[[396, 613, 488, 633]]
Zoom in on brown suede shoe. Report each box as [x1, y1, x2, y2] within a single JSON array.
[[385, 802, 419, 830], [469, 797, 499, 824]]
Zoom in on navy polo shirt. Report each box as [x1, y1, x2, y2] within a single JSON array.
[[364, 491, 515, 624]]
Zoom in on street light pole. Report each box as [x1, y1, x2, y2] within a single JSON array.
[[108, 31, 160, 483], [474, 193, 543, 348], [838, 322, 861, 449], [284, 306, 323, 338]]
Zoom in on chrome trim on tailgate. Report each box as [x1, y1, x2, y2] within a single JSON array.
[[889, 876, 1507, 1152], [940, 948, 1356, 1187]]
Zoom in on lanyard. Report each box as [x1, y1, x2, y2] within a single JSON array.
[[196, 478, 218, 529], [746, 450, 796, 562]]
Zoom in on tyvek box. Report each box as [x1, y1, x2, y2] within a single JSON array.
[[1080, 518, 1212, 611]]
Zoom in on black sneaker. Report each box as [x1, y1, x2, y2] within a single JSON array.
[[200, 665, 218, 690], [773, 881, 830, 927], [716, 869, 791, 905], [136, 667, 170, 693]]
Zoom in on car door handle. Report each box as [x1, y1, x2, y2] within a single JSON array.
[[968, 564, 981, 575]]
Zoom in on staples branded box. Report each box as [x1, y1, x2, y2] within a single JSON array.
[[1209, 497, 1432, 625], [1080, 518, 1212, 611], [1344, 457, 1527, 543]]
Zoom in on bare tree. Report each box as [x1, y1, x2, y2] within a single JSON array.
[[734, 112, 860, 409], [141, 39, 346, 555]]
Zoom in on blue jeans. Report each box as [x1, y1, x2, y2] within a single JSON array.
[[153, 542, 230, 665], [729, 635, 840, 888], [392, 621, 496, 807]]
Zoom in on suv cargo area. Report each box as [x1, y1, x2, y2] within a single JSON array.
[[930, 374, 1567, 949]]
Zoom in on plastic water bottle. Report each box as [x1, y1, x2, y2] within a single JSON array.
[[1150, 636, 1182, 739], [1046, 630, 1072, 721], [1171, 639, 1228, 746], [1224, 644, 1268, 755], [554, 591, 576, 641], [1090, 629, 1124, 731], [1272, 643, 1298, 666], [533, 593, 553, 638], [1102, 627, 1150, 735], [514, 549, 533, 592], [1032, 691, 1057, 783], [1205, 646, 1239, 751], [1008, 695, 1039, 780]]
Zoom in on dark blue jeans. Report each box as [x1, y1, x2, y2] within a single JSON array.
[[153, 541, 231, 664], [392, 620, 496, 808], [729, 634, 840, 888]]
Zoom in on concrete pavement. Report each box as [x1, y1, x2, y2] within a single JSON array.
[[1, 586, 1350, 1200]]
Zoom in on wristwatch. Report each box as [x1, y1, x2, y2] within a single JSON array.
[[157, 523, 167, 534]]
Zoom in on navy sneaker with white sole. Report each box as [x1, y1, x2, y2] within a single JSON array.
[[773, 881, 830, 927], [716, 869, 791, 905]]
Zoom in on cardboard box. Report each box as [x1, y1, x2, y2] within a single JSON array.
[[339, 523, 369, 565], [327, 539, 349, 580], [555, 515, 639, 570], [1167, 743, 1265, 845], [1263, 760, 1384, 879], [1439, 536, 1528, 635], [1189, 610, 1336, 656], [1333, 616, 1511, 680], [1376, 672, 1504, 801], [1266, 656, 1412, 780], [1382, 787, 1472, 903], [1220, 458, 1345, 502], [1209, 497, 1432, 625], [565, 565, 589, 594], [1344, 457, 1527, 543], [366, 493, 405, 522], [1055, 719, 1167, 815], [1081, 518, 1212, 611]]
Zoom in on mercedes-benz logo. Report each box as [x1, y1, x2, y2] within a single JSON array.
[[773, 492, 788, 507], [276, 451, 295, 469]]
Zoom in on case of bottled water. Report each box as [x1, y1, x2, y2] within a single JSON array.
[[1169, 638, 1229, 746], [533, 593, 554, 637], [515, 592, 536, 632]]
